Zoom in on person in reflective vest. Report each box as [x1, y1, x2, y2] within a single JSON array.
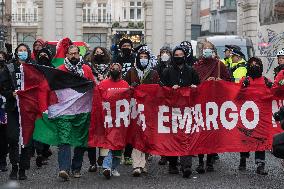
[[229, 48, 247, 83]]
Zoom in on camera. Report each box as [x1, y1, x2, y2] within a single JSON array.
[[273, 106, 284, 122]]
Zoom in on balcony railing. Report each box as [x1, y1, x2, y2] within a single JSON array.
[[12, 14, 38, 23], [83, 15, 112, 24]]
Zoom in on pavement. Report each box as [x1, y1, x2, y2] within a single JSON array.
[[0, 149, 284, 189]]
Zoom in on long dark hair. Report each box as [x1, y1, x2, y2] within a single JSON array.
[[14, 43, 32, 62], [90, 47, 111, 65]]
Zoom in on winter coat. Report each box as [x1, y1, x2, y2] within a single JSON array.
[[161, 64, 200, 87]]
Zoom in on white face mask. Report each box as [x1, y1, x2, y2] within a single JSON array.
[[161, 54, 170, 62], [140, 59, 149, 68]]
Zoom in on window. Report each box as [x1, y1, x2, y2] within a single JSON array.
[[225, 0, 236, 8], [123, 8, 127, 20], [130, 9, 135, 19], [137, 8, 141, 20], [259, 0, 284, 25], [34, 7, 38, 21], [98, 3, 107, 23], [129, 1, 142, 20], [83, 33, 107, 48], [17, 33, 36, 49], [83, 3, 91, 22]]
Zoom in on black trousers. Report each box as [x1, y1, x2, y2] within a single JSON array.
[[124, 144, 133, 158], [240, 151, 265, 163], [0, 124, 8, 167], [198, 154, 214, 165], [34, 140, 51, 158], [8, 138, 31, 170], [88, 147, 96, 166], [167, 156, 192, 168], [7, 109, 31, 170]]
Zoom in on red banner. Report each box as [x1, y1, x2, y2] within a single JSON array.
[[88, 81, 284, 156]]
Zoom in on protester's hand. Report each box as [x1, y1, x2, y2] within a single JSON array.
[[131, 82, 139, 87], [242, 78, 250, 88], [207, 77, 215, 81], [216, 77, 222, 81], [172, 85, 180, 90], [279, 79, 284, 86], [13, 90, 18, 97], [190, 85, 197, 88], [98, 74, 104, 81], [158, 81, 164, 87], [5, 43, 12, 53]]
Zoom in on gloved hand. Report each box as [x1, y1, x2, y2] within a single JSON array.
[[158, 81, 164, 87], [242, 77, 250, 88], [5, 43, 12, 54], [131, 82, 139, 87], [264, 77, 273, 88], [279, 80, 284, 86]]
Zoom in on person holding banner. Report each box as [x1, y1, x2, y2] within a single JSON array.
[[113, 38, 136, 79], [33, 47, 54, 168], [194, 41, 230, 174], [239, 57, 273, 175], [125, 46, 160, 177], [84, 46, 111, 172], [56, 45, 95, 181], [154, 45, 172, 79], [0, 52, 8, 172], [99, 63, 130, 179], [0, 43, 33, 180], [161, 45, 200, 178]]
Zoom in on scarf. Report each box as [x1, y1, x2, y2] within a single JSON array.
[[64, 57, 84, 77]]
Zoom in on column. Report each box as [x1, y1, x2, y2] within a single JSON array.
[[172, 0, 186, 43], [151, 0, 165, 55], [63, 0, 76, 40], [43, 0, 56, 40]]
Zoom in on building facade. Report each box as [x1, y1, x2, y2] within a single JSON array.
[[10, 0, 145, 50], [200, 0, 237, 36], [0, 0, 12, 49], [237, 0, 284, 80], [144, 0, 194, 55]]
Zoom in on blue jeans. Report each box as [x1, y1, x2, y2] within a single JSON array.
[[102, 150, 120, 170], [58, 144, 86, 172]]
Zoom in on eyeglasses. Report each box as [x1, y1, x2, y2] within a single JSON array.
[[68, 52, 79, 56]]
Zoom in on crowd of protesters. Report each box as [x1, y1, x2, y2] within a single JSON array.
[[0, 36, 284, 182]]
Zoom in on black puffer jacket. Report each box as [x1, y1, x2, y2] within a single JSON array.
[[0, 62, 21, 111], [161, 64, 200, 87]]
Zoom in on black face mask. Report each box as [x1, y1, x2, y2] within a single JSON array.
[[69, 57, 80, 65], [110, 70, 121, 80], [121, 48, 132, 56], [94, 54, 104, 63], [248, 65, 262, 79], [38, 56, 51, 66], [173, 57, 185, 66], [0, 59, 5, 66]]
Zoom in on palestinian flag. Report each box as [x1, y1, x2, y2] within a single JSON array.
[[50, 38, 88, 67], [17, 63, 94, 146]]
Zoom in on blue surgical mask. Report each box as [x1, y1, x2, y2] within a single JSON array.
[[18, 51, 28, 61], [140, 59, 149, 68], [203, 48, 213, 59]]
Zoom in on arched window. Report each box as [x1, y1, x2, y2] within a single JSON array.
[[17, 32, 36, 49], [83, 33, 107, 48]]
